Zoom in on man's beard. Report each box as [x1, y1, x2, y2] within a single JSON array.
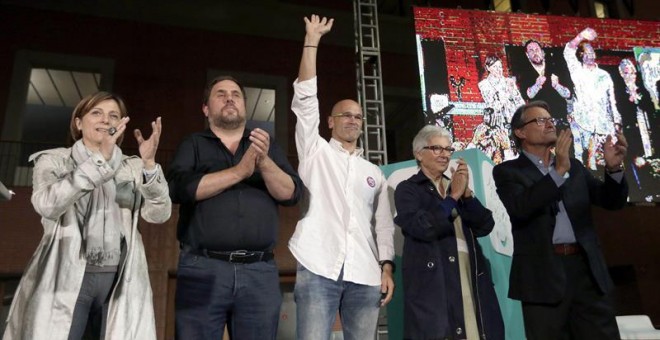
[[212, 113, 245, 130], [530, 57, 544, 66]]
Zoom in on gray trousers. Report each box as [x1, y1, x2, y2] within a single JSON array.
[[68, 271, 117, 340]]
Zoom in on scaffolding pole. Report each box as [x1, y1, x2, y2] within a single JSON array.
[[354, 0, 388, 165]]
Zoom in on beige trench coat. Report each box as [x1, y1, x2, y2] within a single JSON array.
[[2, 147, 171, 340]]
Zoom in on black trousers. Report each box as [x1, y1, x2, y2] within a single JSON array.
[[521, 253, 620, 340]]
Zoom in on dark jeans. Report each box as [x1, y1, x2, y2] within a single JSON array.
[[175, 251, 282, 340], [522, 253, 620, 340], [68, 271, 117, 340]]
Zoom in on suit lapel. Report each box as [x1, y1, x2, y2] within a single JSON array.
[[515, 153, 545, 183]]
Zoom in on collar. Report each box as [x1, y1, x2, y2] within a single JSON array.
[[409, 169, 449, 184], [522, 150, 554, 170], [532, 62, 545, 76], [200, 127, 251, 141], [329, 137, 364, 157]]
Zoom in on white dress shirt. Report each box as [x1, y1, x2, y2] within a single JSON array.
[[288, 77, 395, 286]]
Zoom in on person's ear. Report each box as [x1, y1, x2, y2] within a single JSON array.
[[514, 128, 525, 140]]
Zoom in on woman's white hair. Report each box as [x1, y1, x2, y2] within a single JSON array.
[[412, 125, 452, 154]]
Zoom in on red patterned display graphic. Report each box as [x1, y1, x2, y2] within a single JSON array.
[[414, 7, 660, 202]]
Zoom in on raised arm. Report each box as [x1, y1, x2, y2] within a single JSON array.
[[292, 15, 335, 160], [564, 28, 596, 73], [568, 27, 596, 50], [298, 15, 334, 81]]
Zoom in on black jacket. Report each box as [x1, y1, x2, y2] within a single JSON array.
[[394, 170, 504, 340], [493, 154, 628, 303]]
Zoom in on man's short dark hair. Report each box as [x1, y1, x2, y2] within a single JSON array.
[[203, 75, 247, 105], [523, 39, 542, 51], [510, 100, 551, 148]]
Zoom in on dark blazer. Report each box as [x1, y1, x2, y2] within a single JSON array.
[[394, 171, 504, 340], [492, 154, 628, 304]]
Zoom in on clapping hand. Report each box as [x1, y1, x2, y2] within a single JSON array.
[[603, 132, 627, 171], [554, 129, 572, 176], [249, 128, 271, 168], [450, 159, 469, 201], [135, 117, 162, 170]]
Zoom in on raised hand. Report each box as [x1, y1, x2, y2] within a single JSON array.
[[135, 117, 162, 170], [603, 132, 627, 171], [304, 14, 334, 45], [554, 129, 572, 176], [579, 27, 597, 41], [101, 116, 130, 161]]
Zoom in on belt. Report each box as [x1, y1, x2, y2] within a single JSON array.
[[184, 246, 273, 264], [553, 243, 581, 256]]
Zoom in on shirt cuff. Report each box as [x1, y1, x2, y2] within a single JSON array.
[[549, 166, 568, 187], [607, 170, 624, 183], [143, 165, 159, 182], [440, 196, 459, 216], [89, 152, 116, 179]]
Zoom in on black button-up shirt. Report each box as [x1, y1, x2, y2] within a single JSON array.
[[167, 128, 303, 251]]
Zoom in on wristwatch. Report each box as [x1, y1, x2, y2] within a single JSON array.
[[379, 260, 396, 274], [605, 164, 624, 174]]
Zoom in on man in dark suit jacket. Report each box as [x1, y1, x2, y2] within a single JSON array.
[[493, 101, 628, 340]]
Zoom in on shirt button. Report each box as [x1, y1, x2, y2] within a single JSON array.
[[448, 256, 456, 263], [456, 327, 463, 335], [427, 261, 434, 268]]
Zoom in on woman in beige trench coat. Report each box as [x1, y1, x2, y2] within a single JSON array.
[[2, 91, 171, 340]]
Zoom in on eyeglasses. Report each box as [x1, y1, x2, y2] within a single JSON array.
[[331, 112, 364, 120], [422, 145, 455, 155], [519, 117, 556, 127]]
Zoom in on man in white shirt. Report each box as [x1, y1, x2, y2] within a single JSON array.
[[564, 28, 621, 170], [288, 15, 395, 340]]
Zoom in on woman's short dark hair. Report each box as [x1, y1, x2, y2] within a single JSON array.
[[69, 91, 128, 145]]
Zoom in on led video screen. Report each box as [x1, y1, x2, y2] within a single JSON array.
[[414, 7, 660, 203]]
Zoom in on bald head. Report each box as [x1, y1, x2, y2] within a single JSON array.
[[331, 99, 362, 116]]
